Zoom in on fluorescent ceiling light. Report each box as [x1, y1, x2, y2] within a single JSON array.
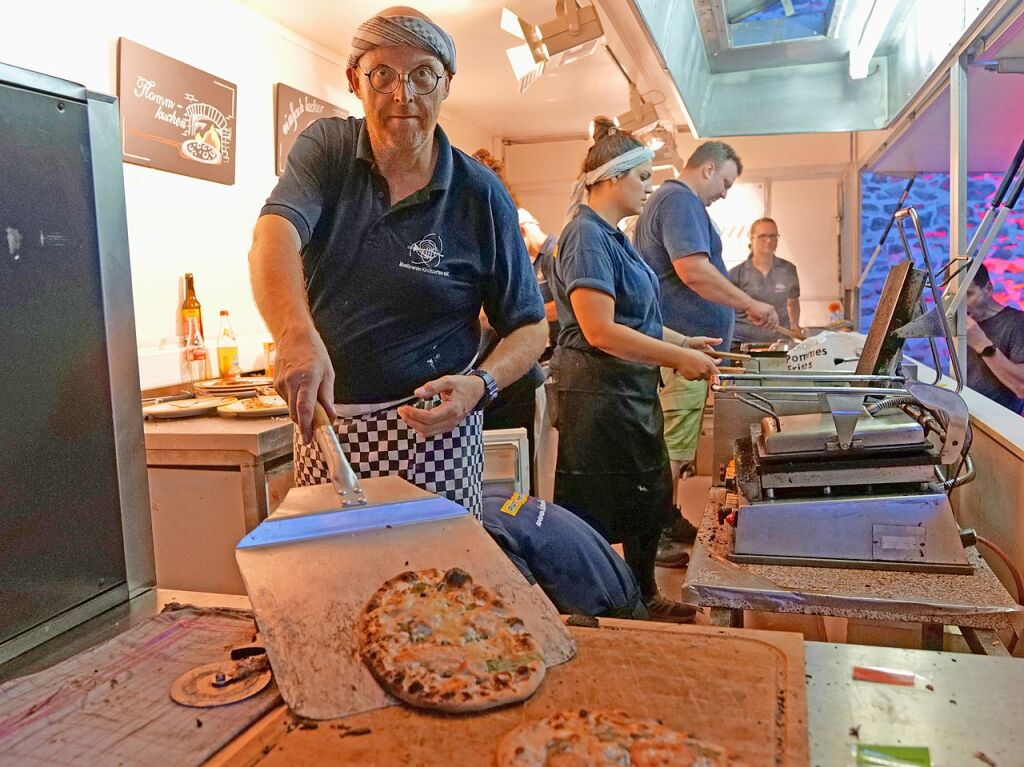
[[849, 0, 898, 80], [500, 2, 604, 92]]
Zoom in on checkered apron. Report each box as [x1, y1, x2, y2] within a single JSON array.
[[294, 407, 484, 520]]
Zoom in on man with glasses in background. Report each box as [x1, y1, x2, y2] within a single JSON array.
[[729, 217, 802, 346], [249, 6, 546, 519]]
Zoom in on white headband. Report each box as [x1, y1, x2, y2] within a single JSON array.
[[565, 146, 655, 221]]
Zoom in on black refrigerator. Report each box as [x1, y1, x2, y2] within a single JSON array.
[[0, 62, 153, 662]]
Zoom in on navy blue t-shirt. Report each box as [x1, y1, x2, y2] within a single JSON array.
[[552, 206, 664, 352], [261, 117, 544, 404], [633, 180, 735, 350], [481, 490, 643, 617]]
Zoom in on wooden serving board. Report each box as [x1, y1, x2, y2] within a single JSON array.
[[208, 620, 808, 767]]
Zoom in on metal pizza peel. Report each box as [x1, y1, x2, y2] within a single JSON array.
[[236, 404, 576, 720]]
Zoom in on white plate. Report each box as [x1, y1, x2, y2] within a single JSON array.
[[218, 396, 289, 418], [143, 397, 238, 419], [197, 377, 273, 392]]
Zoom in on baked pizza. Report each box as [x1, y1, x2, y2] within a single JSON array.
[[496, 709, 740, 766], [358, 568, 546, 713], [240, 395, 286, 409]]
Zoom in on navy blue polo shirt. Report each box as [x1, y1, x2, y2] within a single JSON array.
[[481, 490, 644, 617], [261, 117, 544, 404], [552, 206, 664, 352], [633, 180, 735, 351]]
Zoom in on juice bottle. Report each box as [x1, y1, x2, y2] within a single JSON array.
[[216, 309, 241, 380]]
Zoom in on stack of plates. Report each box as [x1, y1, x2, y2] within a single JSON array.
[[195, 376, 274, 396], [143, 397, 238, 419]]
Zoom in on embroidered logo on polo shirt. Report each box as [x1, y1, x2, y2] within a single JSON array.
[[400, 233, 450, 277]]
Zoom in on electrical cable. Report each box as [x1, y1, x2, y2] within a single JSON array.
[[975, 535, 1024, 654]]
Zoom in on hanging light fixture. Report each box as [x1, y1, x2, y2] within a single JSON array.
[[614, 84, 659, 135], [501, 1, 605, 93]]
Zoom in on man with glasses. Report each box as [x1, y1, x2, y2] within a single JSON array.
[[729, 217, 802, 345], [249, 6, 546, 519]]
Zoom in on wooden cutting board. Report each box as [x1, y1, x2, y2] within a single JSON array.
[[208, 619, 808, 767]]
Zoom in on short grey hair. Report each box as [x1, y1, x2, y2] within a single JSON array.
[[686, 141, 743, 176]]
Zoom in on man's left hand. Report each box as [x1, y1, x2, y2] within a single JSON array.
[[398, 375, 486, 438], [966, 315, 991, 352]]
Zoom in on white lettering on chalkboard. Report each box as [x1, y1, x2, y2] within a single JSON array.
[[134, 77, 175, 109], [283, 96, 328, 136]]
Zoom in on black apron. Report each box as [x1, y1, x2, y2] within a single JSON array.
[[552, 347, 673, 543]]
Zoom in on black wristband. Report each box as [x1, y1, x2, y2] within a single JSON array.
[[469, 368, 499, 409]]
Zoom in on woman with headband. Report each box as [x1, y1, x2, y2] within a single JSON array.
[[550, 117, 720, 623]]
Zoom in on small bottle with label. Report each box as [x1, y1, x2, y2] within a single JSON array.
[[216, 310, 241, 380], [181, 272, 204, 340], [827, 300, 844, 325], [183, 315, 209, 389]]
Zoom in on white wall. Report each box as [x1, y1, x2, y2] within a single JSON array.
[[4, 0, 491, 388], [505, 131, 852, 326]]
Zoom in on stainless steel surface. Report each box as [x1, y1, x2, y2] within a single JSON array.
[[715, 385, 907, 396], [760, 412, 925, 456], [805, 641, 1024, 766], [313, 422, 364, 504], [0, 66, 148, 663], [0, 589, 251, 684], [733, 493, 971, 569], [905, 378, 970, 463], [0, 586, 129, 666], [240, 481, 464, 547], [235, 499, 575, 719], [820, 392, 867, 450], [89, 91, 155, 598], [894, 208, 965, 391], [718, 373, 903, 382]]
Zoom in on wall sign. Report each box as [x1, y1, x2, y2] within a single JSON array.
[[117, 38, 236, 185], [275, 83, 347, 176]]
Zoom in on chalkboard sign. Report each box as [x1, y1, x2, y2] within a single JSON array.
[[275, 83, 347, 176], [117, 38, 237, 185]]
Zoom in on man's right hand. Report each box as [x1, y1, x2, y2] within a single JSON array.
[[746, 300, 780, 330], [672, 348, 719, 381], [274, 328, 336, 443]]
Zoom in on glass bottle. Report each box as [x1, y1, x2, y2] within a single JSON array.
[[216, 309, 241, 381], [181, 272, 204, 340], [183, 315, 209, 389]]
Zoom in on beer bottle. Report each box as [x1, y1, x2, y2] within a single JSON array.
[[181, 273, 204, 339]]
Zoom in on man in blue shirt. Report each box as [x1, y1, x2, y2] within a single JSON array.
[[249, 8, 546, 518], [634, 142, 778, 564]]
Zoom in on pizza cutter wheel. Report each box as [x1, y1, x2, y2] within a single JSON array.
[[170, 656, 272, 707]]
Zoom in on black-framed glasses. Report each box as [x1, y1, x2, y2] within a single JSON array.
[[360, 64, 443, 95], [754, 233, 781, 240]]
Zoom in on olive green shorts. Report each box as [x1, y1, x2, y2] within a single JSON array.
[[659, 369, 709, 463]]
